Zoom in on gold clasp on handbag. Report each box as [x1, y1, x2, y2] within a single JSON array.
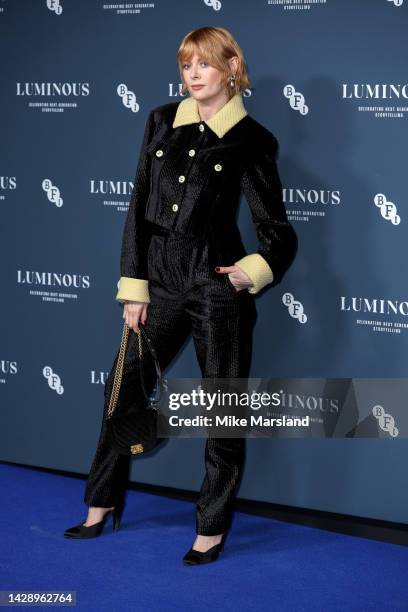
[[130, 443, 144, 454]]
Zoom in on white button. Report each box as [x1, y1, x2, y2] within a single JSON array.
[[172, 204, 178, 212], [198, 124, 205, 132], [188, 149, 196, 157], [178, 175, 185, 183], [214, 163, 222, 171], [155, 149, 163, 157]]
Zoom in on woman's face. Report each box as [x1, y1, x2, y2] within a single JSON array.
[[182, 52, 226, 101]]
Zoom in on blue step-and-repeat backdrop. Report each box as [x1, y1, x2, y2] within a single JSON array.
[[1, 0, 407, 524]]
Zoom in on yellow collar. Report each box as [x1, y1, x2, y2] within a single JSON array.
[[172, 91, 248, 138]]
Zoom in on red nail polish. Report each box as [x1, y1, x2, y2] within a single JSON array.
[[215, 267, 220, 271]]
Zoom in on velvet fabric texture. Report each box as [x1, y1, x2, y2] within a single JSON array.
[[84, 230, 257, 535], [116, 92, 298, 302], [84, 93, 298, 536]]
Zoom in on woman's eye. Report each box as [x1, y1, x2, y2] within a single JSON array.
[[183, 62, 208, 69]]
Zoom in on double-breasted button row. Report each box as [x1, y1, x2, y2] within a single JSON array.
[[153, 133, 222, 214], [156, 148, 197, 158], [155, 148, 221, 171]]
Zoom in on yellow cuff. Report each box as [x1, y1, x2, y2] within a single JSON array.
[[116, 277, 150, 303], [234, 254, 274, 294]]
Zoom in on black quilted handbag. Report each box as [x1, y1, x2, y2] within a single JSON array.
[[106, 321, 167, 456]]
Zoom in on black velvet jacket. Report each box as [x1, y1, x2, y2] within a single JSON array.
[[116, 92, 298, 303]]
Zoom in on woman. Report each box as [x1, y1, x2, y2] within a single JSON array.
[[64, 26, 298, 565]]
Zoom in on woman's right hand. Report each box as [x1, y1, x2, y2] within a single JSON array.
[[123, 301, 149, 333]]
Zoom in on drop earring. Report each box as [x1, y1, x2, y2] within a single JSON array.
[[229, 73, 236, 88]]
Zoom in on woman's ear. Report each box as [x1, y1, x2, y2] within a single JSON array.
[[228, 55, 239, 73]]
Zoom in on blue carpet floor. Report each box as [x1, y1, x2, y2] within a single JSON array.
[[0, 463, 407, 611]]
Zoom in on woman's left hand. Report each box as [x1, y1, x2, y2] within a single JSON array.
[[214, 265, 254, 292]]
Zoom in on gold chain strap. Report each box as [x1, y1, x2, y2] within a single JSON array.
[[107, 323, 144, 419]]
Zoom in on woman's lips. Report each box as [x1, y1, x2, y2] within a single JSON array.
[[191, 85, 205, 90]]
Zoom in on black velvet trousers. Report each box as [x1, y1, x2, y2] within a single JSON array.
[[84, 230, 257, 535]]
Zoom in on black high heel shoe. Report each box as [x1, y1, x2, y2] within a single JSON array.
[[63, 501, 125, 539], [182, 531, 228, 565]]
